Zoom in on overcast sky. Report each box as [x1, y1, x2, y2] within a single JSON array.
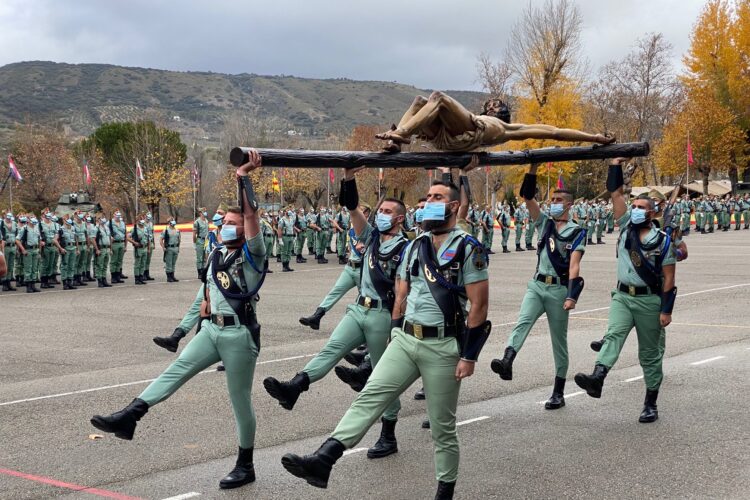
[[0, 0, 707, 90]]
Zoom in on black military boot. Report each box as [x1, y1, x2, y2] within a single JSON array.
[[545, 377, 566, 410], [170, 272, 179, 282], [40, 276, 49, 289], [64, 279, 77, 290], [17, 275, 24, 286], [2, 280, 10, 292], [276, 254, 282, 262], [26, 283, 34, 293], [90, 398, 149, 440], [638, 389, 659, 423], [30, 281, 40, 292], [153, 327, 187, 353], [526, 243, 536, 250], [263, 372, 309, 410], [282, 262, 294, 272], [101, 276, 112, 287], [367, 418, 398, 458], [281, 437, 345, 489], [597, 237, 604, 244], [111, 272, 122, 284], [308, 248, 315, 256], [343, 349, 367, 366], [515, 244, 524, 251], [502, 246, 510, 253], [334, 360, 372, 392], [166, 272, 175, 282], [318, 254, 329, 264], [590, 337, 606, 352], [299, 307, 326, 330], [296, 253, 307, 263], [490, 346, 517, 380], [144, 270, 155, 281], [414, 386, 426, 400], [422, 419, 431, 429], [98, 278, 105, 288], [219, 447, 256, 489], [135, 275, 145, 285], [264, 260, 273, 274], [574, 364, 609, 398], [52, 274, 61, 284], [435, 480, 456, 499], [338, 255, 346, 264]]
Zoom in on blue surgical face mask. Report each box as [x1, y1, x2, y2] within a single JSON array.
[[415, 208, 425, 223], [220, 224, 238, 242], [550, 203, 566, 218], [202, 211, 208, 217], [376, 213, 394, 232], [169, 220, 176, 227], [631, 208, 648, 225], [422, 202, 447, 221], [65, 218, 73, 225], [30, 218, 38, 224], [287, 211, 294, 217], [19, 217, 27, 223]]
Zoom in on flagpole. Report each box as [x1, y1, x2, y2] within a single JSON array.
[[135, 160, 139, 216], [485, 167, 489, 204], [192, 171, 196, 218], [327, 169, 330, 208], [9, 174, 12, 209], [686, 131, 690, 188]]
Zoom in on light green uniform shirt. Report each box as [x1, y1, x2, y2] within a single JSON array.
[[193, 218, 209, 240], [96, 224, 111, 246], [399, 227, 488, 327], [111, 220, 126, 242], [18, 224, 41, 246], [357, 224, 406, 301], [616, 211, 675, 288], [533, 212, 586, 278], [60, 226, 77, 247]]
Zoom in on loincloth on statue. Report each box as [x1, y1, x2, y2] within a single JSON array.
[[430, 114, 489, 152]]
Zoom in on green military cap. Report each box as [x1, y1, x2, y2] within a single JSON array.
[[648, 189, 667, 201]]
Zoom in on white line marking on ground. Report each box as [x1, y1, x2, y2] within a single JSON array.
[[160, 493, 201, 500], [538, 390, 585, 404], [690, 356, 726, 366], [342, 447, 368, 456], [456, 416, 490, 426], [0, 355, 317, 407], [624, 375, 644, 383]]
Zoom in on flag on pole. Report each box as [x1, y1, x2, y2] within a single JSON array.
[[378, 167, 384, 181], [328, 167, 335, 184], [136, 159, 145, 181], [686, 137, 694, 165], [272, 172, 280, 192], [192, 162, 200, 185], [8, 155, 22, 182], [556, 171, 565, 189], [83, 161, 92, 185]]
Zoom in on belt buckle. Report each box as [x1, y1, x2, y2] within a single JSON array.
[[628, 285, 636, 296], [364, 297, 372, 308], [545, 275, 553, 285], [413, 324, 423, 340], [216, 314, 225, 327]]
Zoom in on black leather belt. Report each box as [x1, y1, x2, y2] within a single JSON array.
[[26, 245, 38, 249], [357, 295, 379, 309], [403, 320, 459, 339], [99, 245, 109, 248], [536, 274, 568, 286], [211, 314, 238, 327], [348, 261, 362, 269], [617, 282, 654, 296], [167, 244, 179, 247]]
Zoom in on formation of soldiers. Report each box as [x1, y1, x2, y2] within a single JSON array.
[[0, 208, 184, 292]]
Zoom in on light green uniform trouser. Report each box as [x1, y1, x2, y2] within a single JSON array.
[[306, 228, 316, 253], [607, 214, 615, 232], [596, 291, 665, 390], [15, 247, 24, 279], [60, 247, 77, 280], [86, 245, 95, 275], [295, 232, 307, 255], [76, 246, 88, 276], [23, 248, 41, 282], [133, 247, 147, 276], [145, 243, 154, 273], [332, 328, 461, 482], [164, 247, 179, 273], [501, 228, 510, 248], [303, 303, 401, 421], [139, 320, 259, 448], [695, 212, 703, 230], [110, 241, 125, 272], [482, 227, 493, 250], [514, 222, 523, 246], [705, 213, 714, 230], [734, 213, 741, 229], [586, 221, 595, 241], [744, 210, 750, 227], [315, 230, 331, 255], [596, 219, 605, 239], [4, 246, 16, 281], [194, 239, 206, 269], [280, 235, 294, 263], [53, 247, 60, 277], [318, 264, 361, 311], [263, 236, 274, 264], [336, 230, 347, 257], [41, 244, 56, 278], [525, 222, 535, 246], [507, 279, 570, 378], [95, 249, 110, 278]]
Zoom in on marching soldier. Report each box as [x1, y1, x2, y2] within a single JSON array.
[[1, 211, 18, 291], [491, 164, 586, 409], [280, 176, 490, 500], [574, 158, 677, 423], [91, 149, 266, 490], [109, 210, 128, 283], [277, 209, 296, 272], [16, 214, 42, 293], [194, 207, 209, 276], [161, 217, 181, 282], [59, 216, 79, 290], [129, 216, 149, 285]]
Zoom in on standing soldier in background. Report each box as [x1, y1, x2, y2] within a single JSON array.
[[606, 200, 615, 234], [1, 211, 18, 291], [130, 215, 149, 285], [595, 201, 606, 244], [514, 203, 526, 252], [277, 208, 296, 272], [17, 214, 42, 293], [260, 210, 275, 273], [334, 206, 350, 265], [161, 217, 181, 282], [524, 202, 536, 250], [84, 214, 97, 281], [40, 210, 58, 289], [497, 205, 511, 253], [742, 194, 750, 229], [73, 212, 90, 285], [143, 212, 156, 281], [59, 216, 79, 290], [295, 208, 309, 265], [481, 205, 495, 253], [703, 197, 715, 233], [14, 214, 27, 286], [93, 214, 113, 288], [467, 203, 480, 239], [321, 208, 334, 257], [194, 207, 209, 277], [694, 196, 704, 233], [311, 209, 328, 264], [305, 208, 317, 256], [109, 210, 128, 283]]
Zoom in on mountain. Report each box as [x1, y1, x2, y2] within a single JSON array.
[[0, 61, 486, 144]]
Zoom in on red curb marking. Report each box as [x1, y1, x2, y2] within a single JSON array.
[[0, 467, 143, 500]]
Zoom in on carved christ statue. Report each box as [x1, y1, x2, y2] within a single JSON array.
[[375, 91, 615, 152]]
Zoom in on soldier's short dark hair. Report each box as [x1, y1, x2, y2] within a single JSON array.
[[382, 197, 406, 215], [430, 181, 460, 202], [635, 194, 655, 210], [552, 189, 574, 202], [226, 206, 242, 215]]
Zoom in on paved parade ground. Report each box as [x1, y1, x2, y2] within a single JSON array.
[[1, 229, 748, 500]]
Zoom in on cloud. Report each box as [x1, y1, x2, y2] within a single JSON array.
[[0, 0, 706, 89]]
